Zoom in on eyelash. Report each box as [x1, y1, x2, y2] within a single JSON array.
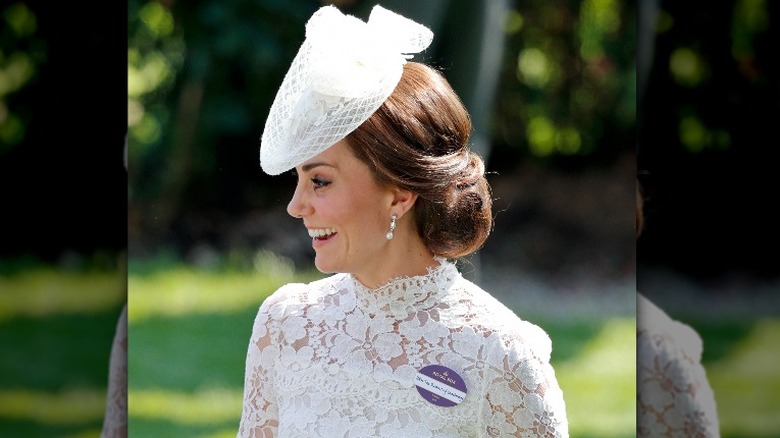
[[290, 170, 330, 189], [311, 177, 331, 189]]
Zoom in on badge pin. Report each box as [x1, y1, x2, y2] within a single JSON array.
[[415, 364, 467, 407]]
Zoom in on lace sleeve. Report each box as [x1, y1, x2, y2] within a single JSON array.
[[237, 295, 282, 437], [637, 325, 720, 436], [481, 323, 569, 437], [637, 294, 719, 437]]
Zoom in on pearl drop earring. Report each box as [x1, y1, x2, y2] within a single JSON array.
[[386, 214, 397, 240]]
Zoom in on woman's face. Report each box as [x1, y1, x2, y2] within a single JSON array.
[[287, 140, 396, 275]]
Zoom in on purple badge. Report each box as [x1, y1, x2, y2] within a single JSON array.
[[415, 365, 467, 407]]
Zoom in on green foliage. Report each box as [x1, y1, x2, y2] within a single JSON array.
[[127, 0, 316, 208], [0, 2, 46, 152], [495, 0, 636, 165]]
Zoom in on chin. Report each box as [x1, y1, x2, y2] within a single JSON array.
[[313, 255, 339, 274]]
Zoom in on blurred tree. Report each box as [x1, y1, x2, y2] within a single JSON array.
[[0, 2, 44, 154], [128, 0, 320, 253], [638, 0, 780, 280], [493, 0, 636, 173]]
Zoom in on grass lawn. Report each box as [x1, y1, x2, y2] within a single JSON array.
[[691, 317, 780, 437], [0, 263, 126, 437]]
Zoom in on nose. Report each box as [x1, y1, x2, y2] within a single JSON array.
[[286, 182, 312, 219]]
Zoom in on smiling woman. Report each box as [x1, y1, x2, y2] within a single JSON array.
[[237, 4, 568, 437]]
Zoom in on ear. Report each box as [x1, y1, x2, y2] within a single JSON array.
[[389, 186, 418, 218]]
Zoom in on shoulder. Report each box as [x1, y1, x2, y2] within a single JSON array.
[[250, 275, 344, 339], [451, 279, 566, 423], [451, 276, 554, 363], [637, 292, 704, 362], [258, 274, 344, 320], [636, 293, 719, 434]]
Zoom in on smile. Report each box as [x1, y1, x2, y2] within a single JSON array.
[[308, 227, 337, 240]]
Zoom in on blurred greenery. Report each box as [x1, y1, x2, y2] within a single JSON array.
[[691, 317, 780, 438], [0, 2, 46, 152], [548, 317, 636, 438], [0, 262, 125, 438], [495, 0, 635, 163], [1, 1, 127, 260], [637, 0, 780, 278]]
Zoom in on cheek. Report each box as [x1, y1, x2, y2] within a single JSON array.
[[345, 198, 387, 237]]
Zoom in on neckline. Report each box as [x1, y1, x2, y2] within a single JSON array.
[[347, 257, 458, 318]]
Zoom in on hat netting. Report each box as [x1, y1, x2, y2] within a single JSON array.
[[260, 4, 433, 175]]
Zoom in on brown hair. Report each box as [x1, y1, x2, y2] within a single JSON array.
[[346, 62, 493, 258]]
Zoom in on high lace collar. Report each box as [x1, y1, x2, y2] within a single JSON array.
[[346, 257, 459, 318]]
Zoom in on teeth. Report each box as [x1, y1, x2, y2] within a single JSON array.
[[308, 227, 336, 238]]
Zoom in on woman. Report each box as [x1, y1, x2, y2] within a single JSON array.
[[238, 4, 568, 437]]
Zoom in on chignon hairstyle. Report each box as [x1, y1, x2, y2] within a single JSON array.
[[346, 62, 493, 259]]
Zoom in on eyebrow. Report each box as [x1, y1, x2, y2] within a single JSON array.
[[301, 162, 336, 172]]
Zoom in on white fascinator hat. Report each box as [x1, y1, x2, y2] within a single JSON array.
[[259, 4, 433, 175]]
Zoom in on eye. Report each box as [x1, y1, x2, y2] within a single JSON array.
[[311, 177, 331, 189]]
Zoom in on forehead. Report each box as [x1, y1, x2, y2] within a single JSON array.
[[301, 140, 357, 169]]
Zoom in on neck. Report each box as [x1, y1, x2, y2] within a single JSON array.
[[353, 234, 439, 289]]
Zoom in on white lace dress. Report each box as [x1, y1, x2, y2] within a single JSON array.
[[237, 260, 568, 437], [637, 293, 720, 437]]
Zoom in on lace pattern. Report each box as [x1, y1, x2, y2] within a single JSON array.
[[238, 261, 568, 437], [637, 294, 720, 437]]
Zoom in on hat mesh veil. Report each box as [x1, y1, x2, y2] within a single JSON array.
[[260, 5, 433, 175]]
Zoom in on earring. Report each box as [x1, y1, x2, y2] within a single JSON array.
[[386, 214, 397, 240]]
